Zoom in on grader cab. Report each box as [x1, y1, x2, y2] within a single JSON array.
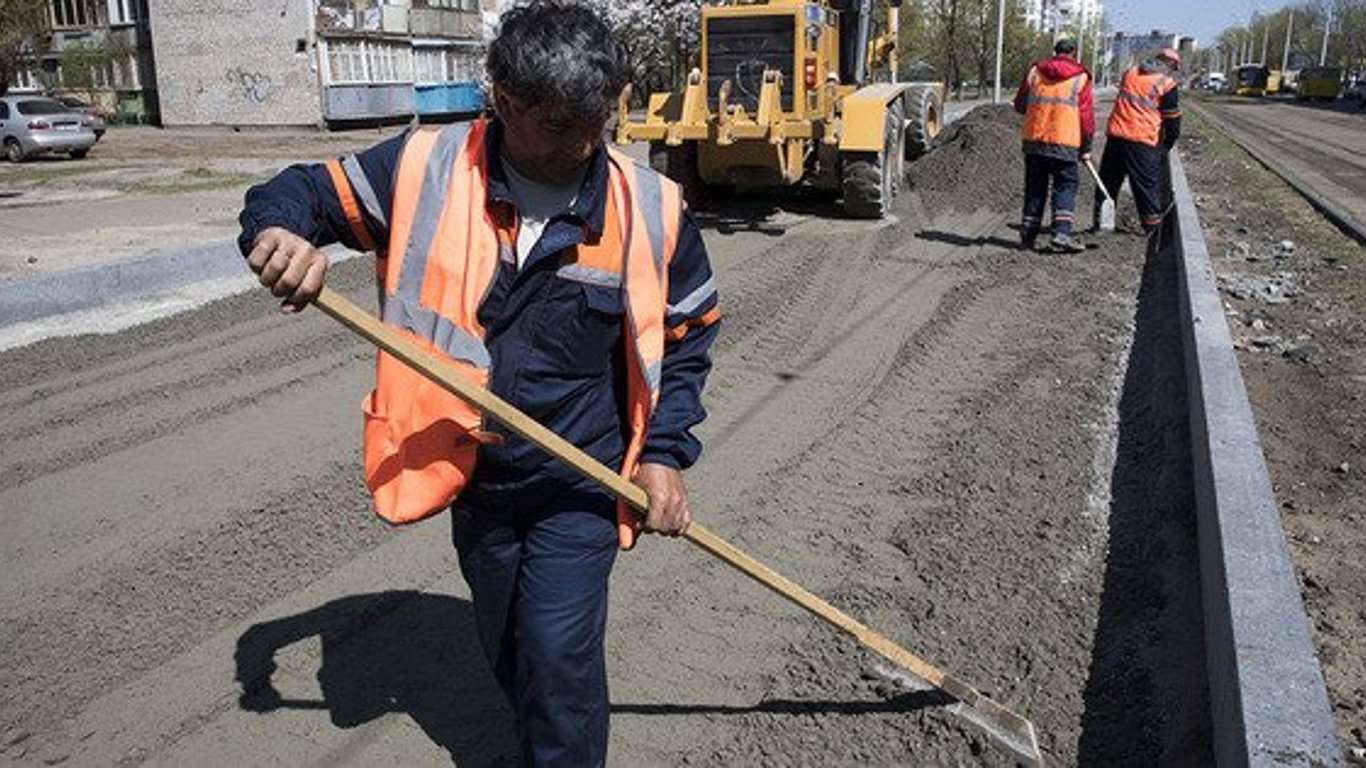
[[615, 0, 944, 218]]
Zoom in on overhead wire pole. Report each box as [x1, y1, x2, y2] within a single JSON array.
[[993, 0, 1005, 103], [1320, 4, 1332, 66], [1281, 10, 1294, 71]]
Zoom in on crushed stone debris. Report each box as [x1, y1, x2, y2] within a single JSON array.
[[1218, 272, 1301, 304]]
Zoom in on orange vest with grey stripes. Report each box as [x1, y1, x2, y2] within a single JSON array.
[[327, 119, 683, 549], [1022, 68, 1087, 149], [1107, 67, 1177, 147]]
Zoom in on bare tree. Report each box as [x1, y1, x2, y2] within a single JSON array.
[[0, 0, 50, 95]]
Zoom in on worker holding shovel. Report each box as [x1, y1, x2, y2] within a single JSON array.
[[1095, 48, 1183, 236], [1014, 38, 1097, 253], [237, 2, 720, 764]]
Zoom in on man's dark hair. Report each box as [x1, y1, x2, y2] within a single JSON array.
[[487, 1, 630, 123], [1054, 38, 1077, 55]]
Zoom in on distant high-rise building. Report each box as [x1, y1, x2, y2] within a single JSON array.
[[1024, 0, 1104, 37], [1107, 29, 1182, 76]]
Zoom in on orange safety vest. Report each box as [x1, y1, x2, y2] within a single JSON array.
[[327, 119, 683, 549], [1107, 67, 1177, 147], [1021, 68, 1087, 149]]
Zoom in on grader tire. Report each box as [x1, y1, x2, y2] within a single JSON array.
[[903, 83, 944, 160], [648, 140, 728, 207], [842, 99, 904, 219]]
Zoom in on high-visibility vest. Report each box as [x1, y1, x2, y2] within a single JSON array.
[[1107, 67, 1177, 147], [1021, 67, 1087, 149], [326, 119, 683, 549]]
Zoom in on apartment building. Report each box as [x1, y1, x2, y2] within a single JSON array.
[[1024, 0, 1103, 36], [149, 0, 494, 127], [38, 0, 159, 123]]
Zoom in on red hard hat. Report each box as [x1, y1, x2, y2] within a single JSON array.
[[1158, 48, 1182, 69]]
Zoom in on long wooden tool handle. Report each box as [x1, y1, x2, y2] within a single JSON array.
[[1084, 159, 1113, 204], [311, 287, 1035, 752]]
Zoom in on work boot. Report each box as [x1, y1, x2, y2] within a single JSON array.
[[1048, 233, 1085, 253], [1020, 228, 1039, 252]]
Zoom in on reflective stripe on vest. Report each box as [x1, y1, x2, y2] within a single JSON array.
[[1022, 69, 1085, 149], [1108, 68, 1175, 147], [339, 119, 683, 551]]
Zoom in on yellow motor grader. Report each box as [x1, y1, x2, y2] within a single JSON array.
[[615, 0, 944, 218]]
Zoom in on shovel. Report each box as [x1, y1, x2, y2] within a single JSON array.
[[1084, 158, 1115, 233], [311, 287, 1044, 766]]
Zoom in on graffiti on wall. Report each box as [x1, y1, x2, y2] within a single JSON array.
[[225, 67, 273, 104]]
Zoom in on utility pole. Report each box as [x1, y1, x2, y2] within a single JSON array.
[[1282, 10, 1294, 72], [1261, 20, 1270, 64], [993, 0, 1005, 103], [1320, 4, 1332, 66]]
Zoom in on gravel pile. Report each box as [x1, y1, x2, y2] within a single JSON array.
[[906, 103, 1024, 219]]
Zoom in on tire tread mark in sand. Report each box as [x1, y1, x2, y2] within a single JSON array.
[[700, 211, 998, 459], [0, 345, 365, 492], [680, 245, 1143, 765], [0, 465, 390, 747], [665, 267, 1005, 766]]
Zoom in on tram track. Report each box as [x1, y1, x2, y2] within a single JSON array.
[[1188, 98, 1366, 245]]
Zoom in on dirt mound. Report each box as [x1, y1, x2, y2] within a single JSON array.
[[907, 103, 1024, 219]]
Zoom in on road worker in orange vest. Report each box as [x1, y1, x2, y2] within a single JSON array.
[[237, 3, 719, 764], [1014, 38, 1096, 253], [1096, 48, 1183, 235]]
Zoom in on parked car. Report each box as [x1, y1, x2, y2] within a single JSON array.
[[54, 95, 107, 139], [0, 95, 98, 162]]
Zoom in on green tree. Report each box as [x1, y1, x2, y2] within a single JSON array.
[[0, 0, 50, 95], [58, 36, 133, 97]]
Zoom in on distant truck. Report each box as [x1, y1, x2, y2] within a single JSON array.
[[1267, 69, 1283, 94], [1206, 71, 1227, 91], [1296, 66, 1343, 101]]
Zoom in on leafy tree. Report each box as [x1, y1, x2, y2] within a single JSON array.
[[0, 0, 50, 95], [581, 0, 701, 97], [59, 37, 133, 98]]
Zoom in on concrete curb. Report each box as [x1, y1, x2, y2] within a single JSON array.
[[1168, 150, 1343, 766], [0, 241, 248, 327], [0, 241, 356, 330]]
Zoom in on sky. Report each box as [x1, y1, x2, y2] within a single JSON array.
[[1103, 0, 1291, 44]]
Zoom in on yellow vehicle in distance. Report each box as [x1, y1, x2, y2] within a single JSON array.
[[1296, 66, 1343, 101], [1234, 64, 1270, 96], [615, 0, 945, 219]]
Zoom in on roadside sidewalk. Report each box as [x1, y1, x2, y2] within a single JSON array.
[[0, 103, 991, 349]]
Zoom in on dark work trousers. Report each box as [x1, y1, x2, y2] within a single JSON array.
[[1097, 136, 1166, 231], [1020, 152, 1080, 240], [453, 488, 619, 767]]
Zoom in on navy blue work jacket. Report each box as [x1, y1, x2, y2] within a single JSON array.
[[238, 120, 718, 507]]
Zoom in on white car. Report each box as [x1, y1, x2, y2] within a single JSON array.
[[0, 94, 98, 162]]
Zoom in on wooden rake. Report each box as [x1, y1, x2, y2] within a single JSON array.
[[312, 287, 1044, 765]]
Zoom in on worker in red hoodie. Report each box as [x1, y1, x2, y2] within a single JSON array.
[[1013, 38, 1095, 253]]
